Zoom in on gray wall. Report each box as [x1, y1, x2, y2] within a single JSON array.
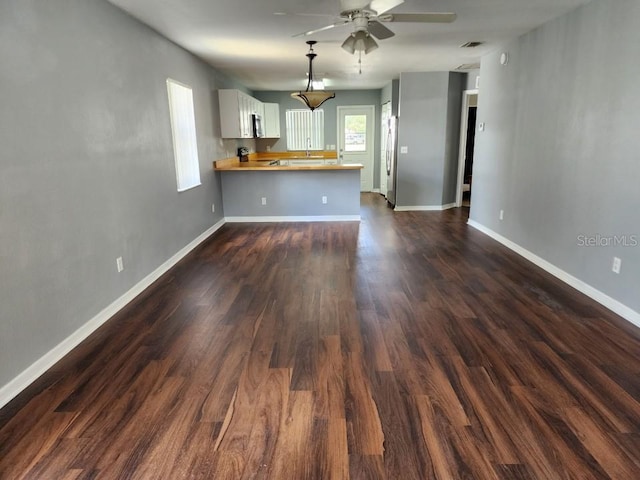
[[396, 72, 465, 207], [254, 90, 382, 189], [0, 0, 241, 392], [470, 0, 640, 313], [443, 74, 464, 204], [221, 171, 361, 218], [465, 70, 480, 91]]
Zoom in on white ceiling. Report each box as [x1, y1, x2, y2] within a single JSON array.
[[107, 0, 590, 91]]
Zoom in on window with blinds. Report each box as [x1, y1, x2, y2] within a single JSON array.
[[166, 79, 201, 192], [285, 109, 324, 151]]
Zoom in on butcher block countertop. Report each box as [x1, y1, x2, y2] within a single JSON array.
[[214, 160, 363, 171], [213, 151, 362, 171]]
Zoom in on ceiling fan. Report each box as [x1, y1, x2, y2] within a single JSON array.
[[290, 0, 456, 54]]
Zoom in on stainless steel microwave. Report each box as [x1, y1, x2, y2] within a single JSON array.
[[252, 114, 263, 138]]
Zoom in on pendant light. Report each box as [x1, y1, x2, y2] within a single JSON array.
[[291, 41, 335, 111]]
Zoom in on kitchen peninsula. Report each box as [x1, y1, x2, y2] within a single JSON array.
[[214, 152, 363, 222]]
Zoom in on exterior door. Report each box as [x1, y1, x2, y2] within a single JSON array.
[[338, 105, 375, 192]]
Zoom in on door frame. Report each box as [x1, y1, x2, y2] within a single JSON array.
[[379, 102, 391, 197], [455, 89, 479, 207], [337, 105, 375, 192]]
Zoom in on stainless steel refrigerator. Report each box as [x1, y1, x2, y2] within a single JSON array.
[[385, 116, 399, 207]]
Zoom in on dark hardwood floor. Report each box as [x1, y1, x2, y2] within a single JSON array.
[[1, 193, 639, 479]]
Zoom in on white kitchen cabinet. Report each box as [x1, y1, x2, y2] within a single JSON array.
[[218, 89, 264, 139], [263, 103, 280, 138]]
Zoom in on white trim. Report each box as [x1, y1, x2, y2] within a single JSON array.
[[372, 188, 381, 194], [394, 204, 456, 212], [467, 220, 640, 329], [0, 219, 226, 410], [455, 89, 479, 208], [225, 215, 360, 223]]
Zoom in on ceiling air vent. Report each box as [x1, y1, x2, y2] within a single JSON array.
[[455, 63, 481, 71], [460, 41, 484, 48]]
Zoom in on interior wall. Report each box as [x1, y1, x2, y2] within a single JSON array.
[[0, 0, 241, 392], [465, 70, 480, 91], [443, 73, 464, 205], [470, 0, 640, 314], [396, 72, 464, 208], [254, 90, 382, 189]]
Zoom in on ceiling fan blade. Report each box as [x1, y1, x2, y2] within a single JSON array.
[[274, 12, 337, 18], [369, 0, 404, 15], [367, 20, 395, 40], [340, 0, 369, 12], [378, 12, 457, 23], [340, 0, 404, 14], [292, 20, 350, 37]]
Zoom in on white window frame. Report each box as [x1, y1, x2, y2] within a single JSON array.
[[285, 109, 325, 151], [166, 78, 201, 192]]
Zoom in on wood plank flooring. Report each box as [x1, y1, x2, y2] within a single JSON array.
[[1, 193, 639, 479]]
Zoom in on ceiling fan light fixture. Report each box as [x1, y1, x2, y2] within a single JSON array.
[[291, 41, 335, 111], [342, 30, 378, 55], [341, 34, 357, 54]]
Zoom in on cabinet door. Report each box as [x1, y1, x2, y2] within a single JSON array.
[[239, 93, 251, 138], [263, 103, 281, 138], [218, 90, 242, 138]]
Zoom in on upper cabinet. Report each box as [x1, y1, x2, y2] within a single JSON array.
[[263, 103, 280, 139], [219, 89, 260, 139], [218, 89, 279, 139]]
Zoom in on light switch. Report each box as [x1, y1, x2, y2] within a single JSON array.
[[400, 146, 408, 154], [478, 122, 485, 132]]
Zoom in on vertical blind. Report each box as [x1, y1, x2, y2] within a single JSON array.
[[167, 79, 201, 192], [285, 109, 324, 151]]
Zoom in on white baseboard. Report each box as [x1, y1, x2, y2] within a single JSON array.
[[0, 218, 227, 410], [225, 215, 360, 223], [395, 203, 456, 212], [467, 220, 640, 329], [371, 188, 381, 193]]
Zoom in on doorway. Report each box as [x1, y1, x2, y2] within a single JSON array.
[[338, 105, 375, 192], [455, 91, 479, 207]]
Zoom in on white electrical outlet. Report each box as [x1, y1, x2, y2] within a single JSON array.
[[322, 196, 328, 204], [211, 203, 215, 213], [612, 257, 622, 274], [261, 197, 267, 206], [116, 256, 124, 273], [479, 122, 485, 132], [400, 146, 408, 154], [499, 210, 504, 221]]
